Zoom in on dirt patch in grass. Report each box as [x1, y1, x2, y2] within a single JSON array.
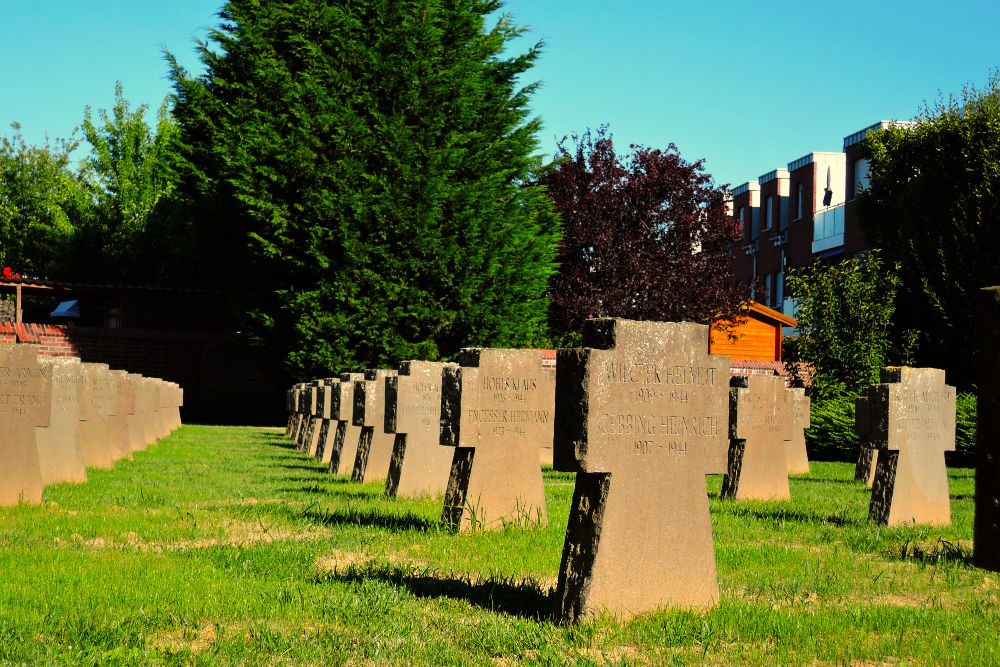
[[55, 519, 331, 553], [148, 622, 217, 655]]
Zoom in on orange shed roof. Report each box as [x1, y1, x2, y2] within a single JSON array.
[[743, 301, 797, 327]]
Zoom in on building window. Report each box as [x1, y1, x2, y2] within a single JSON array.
[[763, 195, 773, 231], [796, 183, 804, 219], [737, 206, 747, 238], [854, 158, 870, 195]]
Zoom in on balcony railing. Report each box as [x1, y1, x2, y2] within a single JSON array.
[[812, 204, 845, 253]]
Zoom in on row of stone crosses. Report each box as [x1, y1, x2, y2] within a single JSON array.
[[283, 318, 959, 621], [1, 343, 184, 507]]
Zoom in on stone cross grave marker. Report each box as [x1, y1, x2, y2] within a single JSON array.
[[854, 388, 878, 486], [0, 344, 52, 506], [551, 319, 730, 621], [440, 348, 552, 532], [289, 384, 306, 443], [384, 360, 455, 498], [315, 379, 339, 465], [868, 366, 956, 526], [285, 387, 297, 437], [975, 286, 1000, 572], [328, 373, 365, 475], [297, 382, 319, 452], [79, 363, 117, 469], [139, 377, 158, 447], [112, 371, 144, 453], [35, 357, 87, 486], [152, 378, 169, 440], [784, 387, 811, 474], [106, 371, 132, 462], [721, 374, 793, 501], [304, 380, 326, 457], [167, 381, 183, 432], [352, 369, 398, 483]]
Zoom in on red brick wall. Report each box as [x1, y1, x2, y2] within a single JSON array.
[[0, 323, 284, 424]]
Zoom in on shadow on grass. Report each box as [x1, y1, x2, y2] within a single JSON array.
[[278, 463, 335, 473], [719, 504, 858, 527], [950, 494, 974, 501], [301, 505, 437, 532], [322, 563, 553, 620], [894, 538, 974, 566], [789, 475, 859, 486]]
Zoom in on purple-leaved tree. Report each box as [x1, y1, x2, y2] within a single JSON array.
[[543, 126, 752, 342]]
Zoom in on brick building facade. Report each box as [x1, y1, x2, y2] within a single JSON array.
[[729, 120, 914, 330]]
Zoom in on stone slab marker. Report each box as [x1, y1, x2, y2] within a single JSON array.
[[384, 360, 455, 498], [975, 286, 1000, 571], [721, 375, 793, 501], [35, 357, 87, 485], [0, 344, 52, 505], [79, 363, 117, 470], [552, 319, 730, 621], [868, 367, 956, 526], [854, 389, 878, 486], [352, 369, 398, 483], [328, 373, 365, 475], [440, 348, 551, 531], [784, 387, 810, 474]]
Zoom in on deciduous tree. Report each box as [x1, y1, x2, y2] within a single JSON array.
[[543, 126, 749, 344], [0, 125, 89, 277], [857, 74, 1000, 388]]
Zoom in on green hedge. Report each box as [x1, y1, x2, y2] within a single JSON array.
[[804, 392, 976, 466]]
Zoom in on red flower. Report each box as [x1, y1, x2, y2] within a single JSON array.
[[2, 267, 11, 279], [14, 273, 20, 279]]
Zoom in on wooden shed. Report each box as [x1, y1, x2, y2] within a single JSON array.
[[709, 301, 796, 362]]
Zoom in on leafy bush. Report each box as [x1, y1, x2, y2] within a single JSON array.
[[805, 394, 859, 462]]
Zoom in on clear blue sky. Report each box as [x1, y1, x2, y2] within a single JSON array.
[[2, 1, 998, 188]]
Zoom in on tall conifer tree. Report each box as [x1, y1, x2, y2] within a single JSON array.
[[169, 0, 559, 376]]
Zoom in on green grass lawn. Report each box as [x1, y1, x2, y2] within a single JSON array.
[[1, 425, 996, 665]]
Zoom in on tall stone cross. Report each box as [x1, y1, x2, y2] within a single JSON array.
[[328, 372, 365, 475], [440, 348, 552, 531], [783, 387, 811, 474], [0, 344, 52, 506], [868, 367, 956, 526], [352, 369, 398, 483], [721, 374, 793, 501], [384, 360, 455, 498], [552, 319, 730, 621]]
